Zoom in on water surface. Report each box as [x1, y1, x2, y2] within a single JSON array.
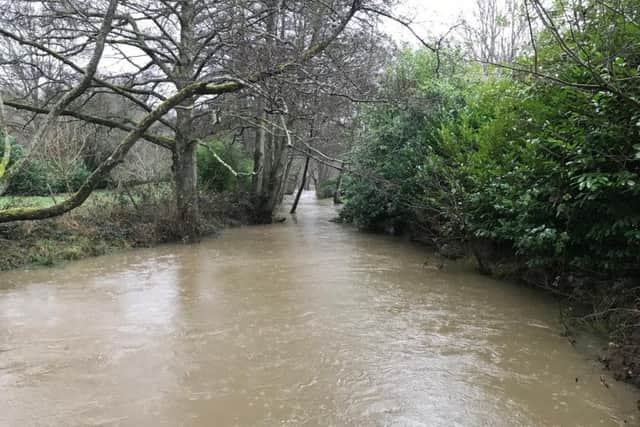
[[1, 192, 638, 426]]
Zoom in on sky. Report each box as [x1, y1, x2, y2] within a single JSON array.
[[382, 0, 478, 44]]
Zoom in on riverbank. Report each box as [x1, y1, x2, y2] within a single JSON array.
[[0, 187, 254, 271], [415, 234, 640, 389]]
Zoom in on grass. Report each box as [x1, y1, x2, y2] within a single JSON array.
[[0, 183, 171, 210], [0, 190, 115, 210], [0, 184, 251, 272], [0, 190, 140, 271], [0, 194, 65, 209]]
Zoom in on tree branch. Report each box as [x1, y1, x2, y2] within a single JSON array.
[[4, 99, 175, 150], [0, 0, 120, 189]]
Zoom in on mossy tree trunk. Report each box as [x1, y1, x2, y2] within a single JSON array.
[[251, 1, 280, 224], [333, 164, 344, 205], [173, 131, 200, 240], [172, 0, 200, 241]]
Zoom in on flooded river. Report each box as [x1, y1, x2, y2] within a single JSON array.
[[1, 192, 638, 426]]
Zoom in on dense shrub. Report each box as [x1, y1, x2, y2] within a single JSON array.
[[464, 80, 640, 276], [340, 50, 469, 238], [315, 178, 337, 199], [197, 138, 252, 192], [342, 25, 640, 277], [0, 137, 92, 196]]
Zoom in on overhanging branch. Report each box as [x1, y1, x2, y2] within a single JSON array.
[[4, 100, 175, 150]]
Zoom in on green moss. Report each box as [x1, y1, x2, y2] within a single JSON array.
[[203, 81, 240, 94]]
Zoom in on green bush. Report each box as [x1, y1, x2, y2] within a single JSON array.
[[197, 138, 252, 192], [0, 136, 92, 196], [342, 38, 640, 277], [340, 49, 469, 237], [465, 78, 640, 275], [315, 178, 337, 199]]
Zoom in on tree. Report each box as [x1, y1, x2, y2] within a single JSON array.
[[0, 0, 370, 239], [463, 0, 531, 66]]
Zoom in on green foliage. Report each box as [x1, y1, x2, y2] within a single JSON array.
[[340, 50, 470, 237], [0, 137, 91, 196], [197, 138, 252, 192], [0, 129, 11, 177], [316, 178, 337, 199], [465, 78, 640, 274], [343, 2, 640, 277]]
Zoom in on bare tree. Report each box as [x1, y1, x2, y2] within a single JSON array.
[[463, 0, 530, 65], [0, 0, 372, 239]]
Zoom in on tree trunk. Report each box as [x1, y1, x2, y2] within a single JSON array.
[[257, 133, 289, 222], [0, 131, 11, 195], [290, 155, 310, 214], [250, 0, 281, 224], [252, 108, 266, 196], [251, 110, 274, 223], [173, 136, 200, 241], [333, 163, 344, 204], [273, 135, 292, 207], [172, 0, 200, 241]]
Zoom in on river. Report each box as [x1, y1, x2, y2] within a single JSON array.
[[1, 192, 638, 426]]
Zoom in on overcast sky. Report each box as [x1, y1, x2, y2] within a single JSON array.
[[382, 0, 477, 44]]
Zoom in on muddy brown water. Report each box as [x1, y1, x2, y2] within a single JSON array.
[[1, 192, 639, 426]]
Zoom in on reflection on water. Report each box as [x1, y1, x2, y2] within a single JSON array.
[[1, 192, 638, 426]]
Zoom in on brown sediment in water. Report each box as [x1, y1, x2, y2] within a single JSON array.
[[1, 192, 638, 426]]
